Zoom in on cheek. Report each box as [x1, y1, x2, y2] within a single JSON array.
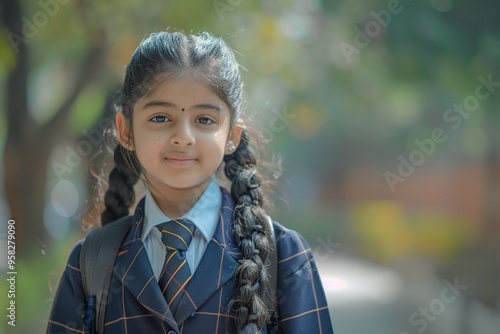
[[211, 117, 232, 143], [134, 131, 162, 161], [208, 131, 229, 150]]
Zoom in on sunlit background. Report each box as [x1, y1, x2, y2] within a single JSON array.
[[1, 0, 500, 333]]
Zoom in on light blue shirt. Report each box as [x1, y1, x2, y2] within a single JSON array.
[[141, 179, 222, 280]]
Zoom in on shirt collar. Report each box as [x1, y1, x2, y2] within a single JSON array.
[[142, 178, 222, 242]]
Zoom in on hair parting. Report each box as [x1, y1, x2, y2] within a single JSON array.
[[90, 31, 275, 332]]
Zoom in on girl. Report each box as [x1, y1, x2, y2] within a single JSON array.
[[47, 31, 333, 334]]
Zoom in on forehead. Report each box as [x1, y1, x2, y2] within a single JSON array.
[[137, 76, 228, 110]]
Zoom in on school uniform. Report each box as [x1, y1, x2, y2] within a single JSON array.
[[47, 180, 334, 333]]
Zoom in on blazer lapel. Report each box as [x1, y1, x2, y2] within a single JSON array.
[[113, 198, 179, 332], [174, 190, 241, 324]]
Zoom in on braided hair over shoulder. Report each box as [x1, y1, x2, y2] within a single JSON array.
[[225, 130, 272, 333], [100, 145, 140, 225], [87, 31, 276, 332]]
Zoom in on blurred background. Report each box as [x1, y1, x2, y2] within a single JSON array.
[[1, 0, 500, 333]]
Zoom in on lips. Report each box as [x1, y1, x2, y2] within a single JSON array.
[[164, 153, 197, 167]]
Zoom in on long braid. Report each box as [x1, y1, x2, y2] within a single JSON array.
[[100, 145, 139, 225], [225, 130, 272, 333], [89, 31, 275, 330]]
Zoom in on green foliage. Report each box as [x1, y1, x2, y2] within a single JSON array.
[[69, 86, 106, 133], [2, 0, 500, 331]]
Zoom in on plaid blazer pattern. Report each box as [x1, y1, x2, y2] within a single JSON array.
[[47, 188, 334, 334]]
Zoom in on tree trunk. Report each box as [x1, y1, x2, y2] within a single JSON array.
[[1, 0, 105, 257]]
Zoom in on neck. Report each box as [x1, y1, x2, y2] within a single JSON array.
[[148, 180, 211, 218]]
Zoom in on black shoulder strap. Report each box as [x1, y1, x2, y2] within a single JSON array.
[[265, 215, 280, 333], [80, 215, 133, 334]]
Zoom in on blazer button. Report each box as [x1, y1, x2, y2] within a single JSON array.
[[166, 331, 176, 334]]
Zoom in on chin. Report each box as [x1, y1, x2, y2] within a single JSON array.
[[162, 178, 211, 191]]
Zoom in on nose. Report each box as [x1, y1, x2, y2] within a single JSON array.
[[170, 120, 195, 147]]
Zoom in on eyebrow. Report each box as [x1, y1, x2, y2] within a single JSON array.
[[143, 101, 177, 109], [142, 100, 222, 112], [193, 103, 222, 112]]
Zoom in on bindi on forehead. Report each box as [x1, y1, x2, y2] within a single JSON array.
[[141, 100, 223, 113]]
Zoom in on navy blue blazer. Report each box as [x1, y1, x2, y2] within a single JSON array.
[[47, 189, 334, 333]]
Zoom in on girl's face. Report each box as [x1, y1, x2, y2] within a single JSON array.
[[116, 76, 241, 197]]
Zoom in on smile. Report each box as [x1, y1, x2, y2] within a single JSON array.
[[164, 157, 197, 167]]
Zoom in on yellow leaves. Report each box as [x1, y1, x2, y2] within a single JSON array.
[[0, 28, 17, 72], [289, 104, 322, 140], [351, 201, 471, 263], [258, 16, 284, 47], [106, 35, 142, 74]]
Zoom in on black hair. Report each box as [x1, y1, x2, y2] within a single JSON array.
[[97, 31, 272, 333]]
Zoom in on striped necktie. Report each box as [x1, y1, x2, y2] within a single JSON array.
[[157, 219, 196, 317]]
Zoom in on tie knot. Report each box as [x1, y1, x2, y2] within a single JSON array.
[[157, 219, 196, 251]]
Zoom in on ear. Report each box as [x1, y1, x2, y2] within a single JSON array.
[[115, 112, 134, 150], [225, 124, 243, 155]]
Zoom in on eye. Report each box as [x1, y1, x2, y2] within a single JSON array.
[[150, 115, 170, 123], [196, 116, 216, 125]]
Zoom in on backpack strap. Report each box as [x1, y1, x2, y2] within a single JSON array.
[[80, 215, 133, 334], [264, 215, 280, 333]]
